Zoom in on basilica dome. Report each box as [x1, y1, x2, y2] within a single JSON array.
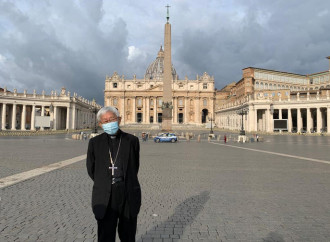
[[145, 46, 177, 81]]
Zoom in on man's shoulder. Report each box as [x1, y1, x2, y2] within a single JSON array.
[[121, 130, 138, 141], [90, 132, 106, 143]]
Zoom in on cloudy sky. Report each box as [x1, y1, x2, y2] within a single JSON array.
[[0, 0, 329, 105]]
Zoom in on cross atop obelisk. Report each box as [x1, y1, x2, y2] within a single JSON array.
[[162, 4, 173, 131], [165, 4, 170, 23]]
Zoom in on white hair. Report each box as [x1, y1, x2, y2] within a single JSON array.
[[97, 106, 120, 122]]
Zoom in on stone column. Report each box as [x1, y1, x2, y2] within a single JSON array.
[[71, 104, 76, 130], [121, 97, 125, 125], [11, 103, 17, 130], [195, 98, 200, 124], [31, 105, 36, 131], [173, 97, 177, 124], [306, 108, 312, 133], [53, 106, 57, 130], [132, 98, 136, 123], [1, 103, 6, 130], [66, 106, 70, 130], [288, 108, 292, 132], [297, 108, 302, 133], [184, 98, 188, 124], [266, 108, 273, 133], [153, 97, 157, 123], [327, 107, 330, 134], [279, 109, 282, 119], [21, 104, 26, 130], [317, 107, 322, 133], [146, 97, 150, 124], [41, 106, 45, 116]]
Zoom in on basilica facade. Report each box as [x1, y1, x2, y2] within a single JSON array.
[[104, 48, 215, 127]]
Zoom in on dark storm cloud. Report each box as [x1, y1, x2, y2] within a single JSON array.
[[0, 0, 329, 103], [173, 0, 330, 87], [0, 0, 128, 104]]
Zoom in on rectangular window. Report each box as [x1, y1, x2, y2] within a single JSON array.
[[113, 83, 117, 88], [203, 83, 207, 89]]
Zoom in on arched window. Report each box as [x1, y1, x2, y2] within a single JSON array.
[[265, 83, 268, 89], [260, 82, 264, 89], [255, 82, 259, 89]]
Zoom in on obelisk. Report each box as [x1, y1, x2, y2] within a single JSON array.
[[162, 4, 173, 131]]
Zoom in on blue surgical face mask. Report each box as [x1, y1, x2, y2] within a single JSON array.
[[102, 121, 119, 135]]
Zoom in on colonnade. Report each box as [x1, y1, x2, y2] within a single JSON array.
[[216, 104, 330, 134]]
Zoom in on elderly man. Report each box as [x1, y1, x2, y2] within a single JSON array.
[[86, 106, 141, 242]]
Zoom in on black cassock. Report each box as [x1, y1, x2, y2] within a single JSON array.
[[87, 129, 141, 242]]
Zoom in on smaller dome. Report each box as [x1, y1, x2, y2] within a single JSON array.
[[145, 46, 177, 81]]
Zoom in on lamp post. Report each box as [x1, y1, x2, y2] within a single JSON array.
[[208, 113, 215, 134], [236, 106, 249, 135], [89, 105, 98, 134]]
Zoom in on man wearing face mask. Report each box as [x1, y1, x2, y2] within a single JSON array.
[[86, 106, 141, 242]]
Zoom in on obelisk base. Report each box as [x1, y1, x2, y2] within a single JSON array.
[[161, 107, 172, 132]]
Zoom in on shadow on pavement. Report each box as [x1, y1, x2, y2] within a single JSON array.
[[138, 191, 210, 241], [262, 231, 285, 242]]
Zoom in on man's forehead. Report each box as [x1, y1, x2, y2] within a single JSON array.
[[102, 111, 117, 118]]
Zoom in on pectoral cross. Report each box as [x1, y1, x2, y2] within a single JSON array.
[[109, 163, 117, 176]]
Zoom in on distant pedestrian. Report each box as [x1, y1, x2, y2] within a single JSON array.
[[224, 135, 227, 143], [256, 134, 259, 142]]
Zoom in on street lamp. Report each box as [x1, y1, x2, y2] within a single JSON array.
[[208, 113, 215, 134], [236, 106, 249, 135]]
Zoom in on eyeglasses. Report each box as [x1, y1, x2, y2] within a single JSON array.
[[100, 117, 118, 124]]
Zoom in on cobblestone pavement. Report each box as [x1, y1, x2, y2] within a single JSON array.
[[1, 134, 330, 241]]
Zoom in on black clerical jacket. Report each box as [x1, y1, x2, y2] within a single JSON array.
[[86, 131, 141, 220]]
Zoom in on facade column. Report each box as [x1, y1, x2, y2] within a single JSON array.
[[146, 97, 150, 124], [306, 108, 312, 133], [66, 106, 70, 130], [184, 98, 188, 124], [21, 104, 26, 130], [31, 105, 36, 131], [195, 98, 199, 124], [53, 106, 57, 130], [153, 97, 157, 123], [173, 97, 177, 124], [11, 103, 17, 130], [317, 107, 322, 133], [297, 108, 302, 133], [327, 107, 330, 134], [121, 97, 125, 125], [279, 109, 282, 119], [1, 103, 6, 130], [288, 108, 292, 132], [132, 98, 136, 123]]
